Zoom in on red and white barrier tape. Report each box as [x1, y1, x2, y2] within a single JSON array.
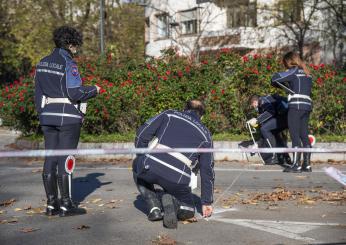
[[0, 147, 345, 158]]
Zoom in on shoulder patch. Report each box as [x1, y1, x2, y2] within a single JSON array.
[[71, 65, 79, 76]]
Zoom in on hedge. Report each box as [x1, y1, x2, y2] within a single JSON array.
[[0, 49, 345, 137]]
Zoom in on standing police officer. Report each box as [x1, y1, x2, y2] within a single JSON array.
[[271, 51, 313, 173], [248, 94, 291, 165], [34, 26, 100, 216], [133, 100, 214, 229]]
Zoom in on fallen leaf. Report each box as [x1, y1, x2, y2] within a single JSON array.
[[91, 198, 102, 204], [296, 175, 307, 179], [105, 189, 113, 192], [0, 210, 6, 214], [152, 234, 177, 245], [214, 188, 222, 194], [75, 225, 90, 230], [31, 169, 43, 173], [20, 227, 40, 233], [181, 217, 197, 224], [14, 208, 22, 212], [0, 218, 18, 224], [26, 207, 45, 214], [23, 206, 32, 211], [0, 198, 16, 207]]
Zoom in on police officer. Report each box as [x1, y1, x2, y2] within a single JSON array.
[[133, 100, 214, 229], [34, 26, 100, 216], [271, 51, 313, 173], [248, 94, 291, 165]]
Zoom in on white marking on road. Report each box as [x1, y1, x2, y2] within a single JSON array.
[[213, 207, 238, 215], [211, 218, 344, 243]]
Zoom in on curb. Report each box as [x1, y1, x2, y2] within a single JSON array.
[[14, 139, 346, 162]]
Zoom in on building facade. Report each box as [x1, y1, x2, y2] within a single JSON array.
[[142, 0, 345, 64]]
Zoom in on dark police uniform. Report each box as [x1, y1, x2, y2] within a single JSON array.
[[271, 66, 313, 171], [256, 94, 290, 164], [257, 94, 288, 148], [133, 109, 214, 221], [34, 48, 98, 215]]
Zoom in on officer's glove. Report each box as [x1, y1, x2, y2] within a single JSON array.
[[247, 118, 258, 127]]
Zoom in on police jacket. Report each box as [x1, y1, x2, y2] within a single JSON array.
[[34, 48, 98, 126], [135, 110, 215, 205], [271, 67, 312, 111], [257, 94, 288, 125]]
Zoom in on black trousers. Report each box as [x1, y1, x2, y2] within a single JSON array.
[[260, 116, 288, 148], [41, 124, 81, 176], [288, 109, 311, 148]]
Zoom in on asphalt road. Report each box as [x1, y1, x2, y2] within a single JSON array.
[[0, 158, 345, 245]]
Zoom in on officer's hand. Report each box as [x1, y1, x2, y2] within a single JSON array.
[[247, 118, 258, 127], [202, 205, 213, 218], [95, 85, 101, 94]]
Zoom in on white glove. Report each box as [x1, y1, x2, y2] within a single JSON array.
[[247, 118, 258, 127]]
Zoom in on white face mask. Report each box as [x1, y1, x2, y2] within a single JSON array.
[[68, 45, 78, 54]]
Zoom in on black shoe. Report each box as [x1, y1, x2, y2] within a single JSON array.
[[42, 173, 60, 216], [301, 165, 312, 172], [265, 154, 279, 165], [59, 198, 86, 217], [283, 164, 302, 173], [301, 152, 312, 172], [283, 152, 301, 173], [58, 174, 86, 217], [162, 194, 177, 229], [148, 207, 163, 221]]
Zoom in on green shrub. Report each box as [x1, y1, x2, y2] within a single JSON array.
[[0, 50, 345, 137]]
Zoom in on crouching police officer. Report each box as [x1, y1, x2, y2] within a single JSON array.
[[34, 26, 100, 216], [133, 100, 215, 229], [248, 94, 291, 165]]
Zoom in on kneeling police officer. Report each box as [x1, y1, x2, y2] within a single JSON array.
[[34, 26, 100, 216], [133, 100, 215, 229]]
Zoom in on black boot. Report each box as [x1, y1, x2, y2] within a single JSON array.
[[58, 174, 86, 217], [278, 153, 292, 166], [162, 193, 178, 229], [283, 152, 302, 173], [42, 173, 60, 216], [136, 183, 163, 221], [302, 152, 312, 172], [266, 154, 279, 165], [283, 153, 292, 166]]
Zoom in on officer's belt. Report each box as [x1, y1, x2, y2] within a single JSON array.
[[42, 96, 87, 114], [155, 143, 192, 167], [45, 97, 72, 104], [288, 94, 311, 101]]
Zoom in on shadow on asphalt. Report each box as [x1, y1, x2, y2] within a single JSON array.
[[72, 173, 112, 203]]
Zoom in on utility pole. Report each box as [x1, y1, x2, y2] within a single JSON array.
[[100, 0, 105, 54]]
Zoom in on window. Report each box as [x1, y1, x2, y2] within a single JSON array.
[[145, 17, 150, 43], [278, 0, 303, 23], [180, 9, 198, 35], [156, 13, 169, 39], [226, 0, 257, 28]]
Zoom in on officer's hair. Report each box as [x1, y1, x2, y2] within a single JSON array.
[[53, 26, 83, 49], [283, 51, 310, 76], [249, 95, 259, 104], [185, 100, 206, 117]]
